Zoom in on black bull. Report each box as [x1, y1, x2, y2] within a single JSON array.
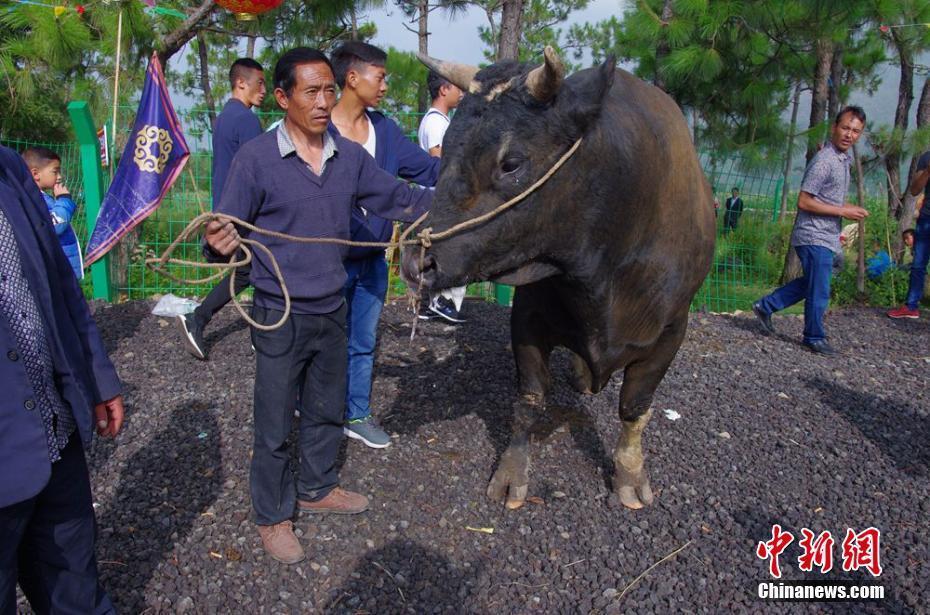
[[402, 47, 715, 510]]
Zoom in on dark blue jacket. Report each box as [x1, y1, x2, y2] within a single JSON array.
[[212, 99, 263, 207], [328, 110, 440, 260], [0, 145, 121, 508]]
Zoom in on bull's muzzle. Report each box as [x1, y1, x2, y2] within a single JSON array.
[[400, 247, 439, 290]]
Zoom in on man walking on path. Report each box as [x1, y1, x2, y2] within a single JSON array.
[[416, 70, 468, 324], [204, 48, 432, 565], [887, 151, 930, 319], [178, 58, 266, 360], [0, 144, 124, 613], [752, 106, 869, 355], [328, 42, 440, 449]]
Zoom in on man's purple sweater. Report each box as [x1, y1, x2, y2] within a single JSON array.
[[215, 128, 431, 314]]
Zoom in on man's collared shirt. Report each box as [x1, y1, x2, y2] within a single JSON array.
[[791, 142, 851, 254], [276, 121, 338, 176]]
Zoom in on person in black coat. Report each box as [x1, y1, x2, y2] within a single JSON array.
[[0, 144, 124, 613], [723, 187, 744, 232]]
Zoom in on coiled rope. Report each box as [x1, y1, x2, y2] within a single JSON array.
[[146, 137, 583, 330]]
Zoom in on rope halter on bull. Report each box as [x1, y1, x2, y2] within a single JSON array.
[[146, 137, 583, 331], [148, 45, 580, 331]]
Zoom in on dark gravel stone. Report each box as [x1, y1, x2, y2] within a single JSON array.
[[15, 301, 929, 613]]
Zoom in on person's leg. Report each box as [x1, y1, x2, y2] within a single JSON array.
[[297, 303, 349, 501], [250, 306, 304, 526], [796, 245, 834, 344], [15, 436, 115, 614], [0, 494, 34, 612], [756, 246, 809, 315], [905, 219, 930, 310], [193, 257, 251, 328], [344, 256, 388, 423]]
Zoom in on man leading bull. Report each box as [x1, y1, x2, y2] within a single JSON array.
[[203, 47, 431, 565]]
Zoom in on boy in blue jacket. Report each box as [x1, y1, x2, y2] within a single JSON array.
[[22, 147, 83, 280], [329, 42, 440, 449]]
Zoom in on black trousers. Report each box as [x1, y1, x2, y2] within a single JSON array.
[[0, 436, 115, 614], [193, 260, 252, 327], [249, 303, 348, 526]]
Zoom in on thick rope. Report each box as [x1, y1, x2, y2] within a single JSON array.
[[146, 137, 583, 330]]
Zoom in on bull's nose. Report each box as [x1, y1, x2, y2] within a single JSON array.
[[400, 250, 439, 288]]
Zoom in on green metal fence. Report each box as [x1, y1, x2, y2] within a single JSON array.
[[5, 104, 803, 312]]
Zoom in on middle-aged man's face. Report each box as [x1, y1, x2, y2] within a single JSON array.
[[830, 112, 865, 153], [241, 68, 267, 108], [275, 61, 338, 137]]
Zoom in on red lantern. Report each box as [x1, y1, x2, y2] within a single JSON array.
[[215, 0, 284, 21]]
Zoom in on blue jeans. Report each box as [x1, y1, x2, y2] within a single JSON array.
[[343, 255, 388, 422], [905, 218, 930, 309], [757, 245, 834, 344]]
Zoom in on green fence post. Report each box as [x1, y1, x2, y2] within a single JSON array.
[[493, 283, 514, 306], [67, 101, 112, 301], [772, 178, 784, 222]]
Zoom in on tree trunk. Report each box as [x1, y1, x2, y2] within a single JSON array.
[[885, 31, 914, 221], [895, 76, 930, 259], [156, 0, 216, 70], [417, 0, 430, 114], [653, 0, 674, 92], [827, 45, 843, 120], [246, 34, 256, 59], [197, 31, 216, 127], [497, 0, 525, 61], [805, 38, 833, 165], [780, 83, 802, 221]]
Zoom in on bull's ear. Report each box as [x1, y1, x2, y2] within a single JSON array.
[[557, 55, 616, 137]]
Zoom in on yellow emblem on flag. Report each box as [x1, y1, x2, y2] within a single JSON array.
[[133, 125, 174, 173]]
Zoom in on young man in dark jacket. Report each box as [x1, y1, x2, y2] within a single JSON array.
[[329, 42, 441, 448], [205, 48, 432, 565], [177, 58, 266, 360], [0, 145, 124, 613]]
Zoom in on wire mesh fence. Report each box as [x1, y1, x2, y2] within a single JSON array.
[[5, 106, 818, 312]]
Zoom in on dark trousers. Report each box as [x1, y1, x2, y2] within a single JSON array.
[[0, 436, 115, 614], [193, 261, 251, 327], [250, 303, 348, 526], [757, 245, 834, 343]]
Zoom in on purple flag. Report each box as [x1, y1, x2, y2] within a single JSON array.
[[86, 53, 189, 265]]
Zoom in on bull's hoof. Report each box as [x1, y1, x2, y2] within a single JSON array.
[[616, 474, 654, 510], [487, 448, 530, 510]]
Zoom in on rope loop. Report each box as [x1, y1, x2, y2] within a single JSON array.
[[145, 137, 584, 331]]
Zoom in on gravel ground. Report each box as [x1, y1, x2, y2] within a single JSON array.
[[21, 299, 929, 613]]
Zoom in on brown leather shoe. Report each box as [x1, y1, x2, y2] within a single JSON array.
[[257, 520, 305, 564], [298, 487, 369, 515]]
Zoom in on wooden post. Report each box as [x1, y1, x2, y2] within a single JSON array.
[[853, 145, 867, 298]]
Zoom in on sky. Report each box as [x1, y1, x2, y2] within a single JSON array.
[[365, 0, 628, 67], [173, 1, 923, 145]]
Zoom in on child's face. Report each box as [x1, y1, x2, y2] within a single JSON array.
[[905, 234, 915, 249], [32, 161, 62, 190]]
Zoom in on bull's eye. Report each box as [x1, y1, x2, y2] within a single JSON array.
[[501, 158, 522, 174]]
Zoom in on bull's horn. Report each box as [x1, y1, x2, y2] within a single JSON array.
[[417, 53, 480, 93], [525, 45, 564, 102]]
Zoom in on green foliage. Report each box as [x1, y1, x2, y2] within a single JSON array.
[[476, 0, 589, 69], [382, 47, 428, 115]]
